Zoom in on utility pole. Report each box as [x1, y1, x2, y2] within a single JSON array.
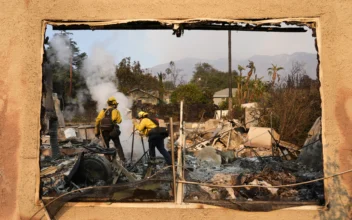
[[228, 30, 233, 119]]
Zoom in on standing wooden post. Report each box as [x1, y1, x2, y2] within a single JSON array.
[[176, 100, 184, 204], [169, 117, 177, 203], [228, 30, 233, 119]]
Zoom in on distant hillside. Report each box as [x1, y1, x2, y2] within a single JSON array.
[[147, 52, 318, 82]]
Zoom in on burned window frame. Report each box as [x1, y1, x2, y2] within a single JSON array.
[[37, 18, 324, 215]]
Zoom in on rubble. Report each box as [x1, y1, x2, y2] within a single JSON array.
[[297, 117, 323, 171], [77, 125, 96, 140], [204, 119, 221, 131], [40, 154, 82, 195], [243, 127, 279, 149], [183, 116, 323, 203], [64, 128, 77, 139], [40, 128, 173, 201], [246, 179, 278, 195], [194, 146, 221, 168], [184, 119, 303, 161], [39, 114, 323, 212], [185, 155, 323, 202], [241, 102, 260, 128]]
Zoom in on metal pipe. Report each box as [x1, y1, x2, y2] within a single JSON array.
[[127, 149, 150, 172], [131, 127, 135, 161], [141, 136, 149, 161]]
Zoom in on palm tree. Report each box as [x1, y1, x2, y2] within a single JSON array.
[[244, 61, 256, 102], [246, 61, 256, 81], [157, 72, 165, 103], [251, 75, 265, 101], [237, 65, 246, 105], [268, 64, 284, 85]]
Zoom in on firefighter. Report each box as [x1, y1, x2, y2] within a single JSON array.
[[95, 96, 126, 162], [133, 111, 172, 165]]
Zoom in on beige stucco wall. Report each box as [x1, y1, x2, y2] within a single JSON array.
[[1, 0, 352, 219]]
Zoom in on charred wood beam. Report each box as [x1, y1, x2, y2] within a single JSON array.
[[53, 23, 306, 32], [185, 25, 306, 32]]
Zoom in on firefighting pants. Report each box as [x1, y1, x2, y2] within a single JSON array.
[[102, 129, 126, 162], [148, 136, 172, 165]]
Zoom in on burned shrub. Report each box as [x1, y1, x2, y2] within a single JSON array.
[[258, 62, 321, 146]]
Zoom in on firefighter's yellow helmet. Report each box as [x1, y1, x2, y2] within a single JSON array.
[[138, 111, 148, 118], [107, 96, 118, 105]]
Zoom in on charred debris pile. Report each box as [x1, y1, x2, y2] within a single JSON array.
[[180, 117, 323, 205], [40, 125, 173, 202], [39, 116, 323, 207]]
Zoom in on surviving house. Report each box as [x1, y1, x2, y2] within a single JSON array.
[[213, 88, 238, 106], [127, 88, 162, 105]]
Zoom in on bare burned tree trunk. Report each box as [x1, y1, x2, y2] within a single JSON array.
[[43, 62, 60, 159]]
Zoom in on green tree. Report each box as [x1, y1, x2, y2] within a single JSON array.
[[163, 81, 176, 90], [190, 62, 238, 94], [170, 84, 212, 104], [249, 75, 268, 101], [115, 57, 159, 94], [46, 32, 88, 104]]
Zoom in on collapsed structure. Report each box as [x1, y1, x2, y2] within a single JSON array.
[[180, 117, 323, 205], [39, 99, 323, 217]]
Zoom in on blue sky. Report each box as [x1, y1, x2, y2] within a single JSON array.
[[45, 24, 317, 68]]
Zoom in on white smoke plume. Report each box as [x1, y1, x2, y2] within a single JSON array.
[[49, 34, 71, 65], [81, 45, 148, 161], [77, 89, 89, 114], [47, 34, 79, 121], [62, 89, 89, 121]]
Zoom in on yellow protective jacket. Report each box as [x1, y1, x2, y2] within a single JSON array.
[[133, 118, 157, 136], [95, 106, 122, 134]]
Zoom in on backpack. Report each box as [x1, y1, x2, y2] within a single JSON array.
[[147, 117, 169, 138], [100, 108, 114, 131], [148, 117, 160, 127]]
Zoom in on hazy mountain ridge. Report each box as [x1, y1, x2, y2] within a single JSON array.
[[147, 52, 318, 82]]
